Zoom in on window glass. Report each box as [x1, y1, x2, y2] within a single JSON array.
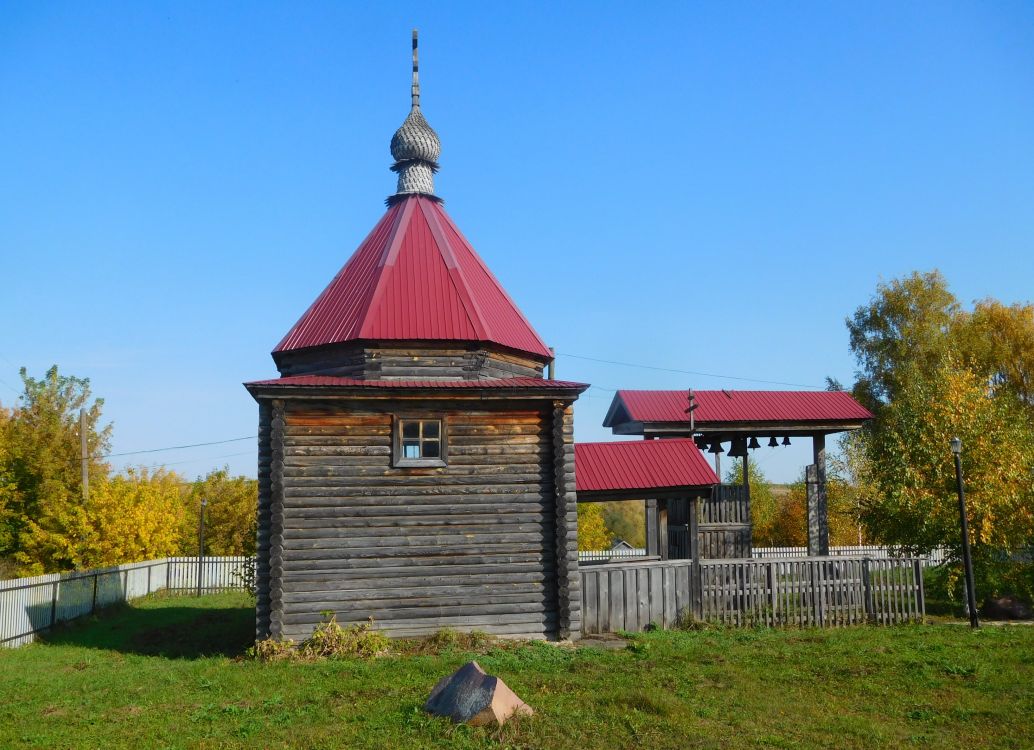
[[397, 419, 444, 463]]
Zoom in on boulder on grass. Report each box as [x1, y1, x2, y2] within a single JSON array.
[[982, 595, 1033, 620], [424, 661, 533, 727]]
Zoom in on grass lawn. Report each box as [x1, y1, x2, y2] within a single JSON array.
[[1, 592, 1032, 750]]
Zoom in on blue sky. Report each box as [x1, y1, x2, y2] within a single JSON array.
[[1, 2, 1032, 482]]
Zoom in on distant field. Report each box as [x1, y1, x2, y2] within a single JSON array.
[[1, 592, 1031, 749]]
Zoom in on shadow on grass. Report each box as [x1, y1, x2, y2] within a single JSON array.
[[39, 598, 255, 659]]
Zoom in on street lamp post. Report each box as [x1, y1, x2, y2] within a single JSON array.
[[950, 437, 979, 628]]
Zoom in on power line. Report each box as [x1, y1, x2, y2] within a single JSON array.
[[555, 352, 826, 389], [137, 450, 256, 471], [0, 353, 20, 395], [97, 435, 257, 460]]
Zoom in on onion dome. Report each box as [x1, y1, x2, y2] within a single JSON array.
[[389, 31, 441, 202]]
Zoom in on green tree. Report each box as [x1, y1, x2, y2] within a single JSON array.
[[955, 299, 1034, 411], [577, 502, 613, 551], [0, 366, 111, 571], [772, 473, 863, 548], [181, 468, 259, 556], [857, 361, 1034, 599], [846, 270, 959, 409], [846, 271, 1034, 601], [723, 458, 777, 546], [600, 500, 646, 547]]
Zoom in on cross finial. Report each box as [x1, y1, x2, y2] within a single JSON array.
[[411, 29, 420, 109], [388, 29, 441, 204]]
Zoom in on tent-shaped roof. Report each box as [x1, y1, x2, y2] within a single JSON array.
[[275, 195, 552, 361], [575, 439, 718, 499]]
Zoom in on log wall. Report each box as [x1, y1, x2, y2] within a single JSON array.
[[274, 343, 544, 381], [262, 398, 576, 640], [255, 402, 272, 639]]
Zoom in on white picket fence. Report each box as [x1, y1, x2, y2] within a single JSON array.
[[0, 556, 251, 648], [579, 545, 948, 566], [578, 548, 648, 563], [752, 545, 949, 566]]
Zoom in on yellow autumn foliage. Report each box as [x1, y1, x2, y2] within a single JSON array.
[[180, 469, 258, 556], [859, 361, 1034, 597], [577, 502, 613, 551], [15, 468, 187, 574]]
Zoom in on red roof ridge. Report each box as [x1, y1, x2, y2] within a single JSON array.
[[356, 198, 413, 339], [419, 198, 488, 340]]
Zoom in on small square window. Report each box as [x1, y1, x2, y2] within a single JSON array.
[[394, 418, 447, 467]]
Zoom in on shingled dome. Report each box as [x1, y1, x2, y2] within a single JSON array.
[[391, 108, 441, 163]]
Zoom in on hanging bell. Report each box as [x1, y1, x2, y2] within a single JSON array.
[[747, 436, 761, 451], [693, 435, 709, 450], [708, 441, 724, 454], [727, 437, 748, 457], [768, 436, 779, 448], [781, 436, 791, 446]]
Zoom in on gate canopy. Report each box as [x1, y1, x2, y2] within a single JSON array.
[[603, 389, 872, 440], [575, 438, 718, 502]]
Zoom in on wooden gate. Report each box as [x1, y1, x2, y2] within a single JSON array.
[[699, 485, 751, 558], [667, 486, 752, 560]]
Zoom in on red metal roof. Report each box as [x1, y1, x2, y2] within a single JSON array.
[[245, 375, 587, 391], [575, 439, 718, 494], [607, 390, 873, 426], [275, 195, 552, 360]]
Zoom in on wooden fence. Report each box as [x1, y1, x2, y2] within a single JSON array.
[[579, 555, 926, 634], [4, 552, 931, 645], [0, 556, 251, 647]]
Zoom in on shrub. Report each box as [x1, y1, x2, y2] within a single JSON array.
[[249, 613, 390, 662], [297, 614, 390, 659]]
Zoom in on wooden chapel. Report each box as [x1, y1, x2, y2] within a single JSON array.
[[246, 33, 586, 642]]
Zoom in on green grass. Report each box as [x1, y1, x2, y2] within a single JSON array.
[[1, 592, 1032, 750]]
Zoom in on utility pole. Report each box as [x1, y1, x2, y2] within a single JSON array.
[[197, 498, 207, 597], [80, 408, 89, 502], [950, 437, 979, 628]]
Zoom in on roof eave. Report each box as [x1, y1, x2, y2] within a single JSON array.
[[272, 337, 554, 365], [632, 419, 871, 436], [243, 381, 588, 402], [576, 485, 716, 503]]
